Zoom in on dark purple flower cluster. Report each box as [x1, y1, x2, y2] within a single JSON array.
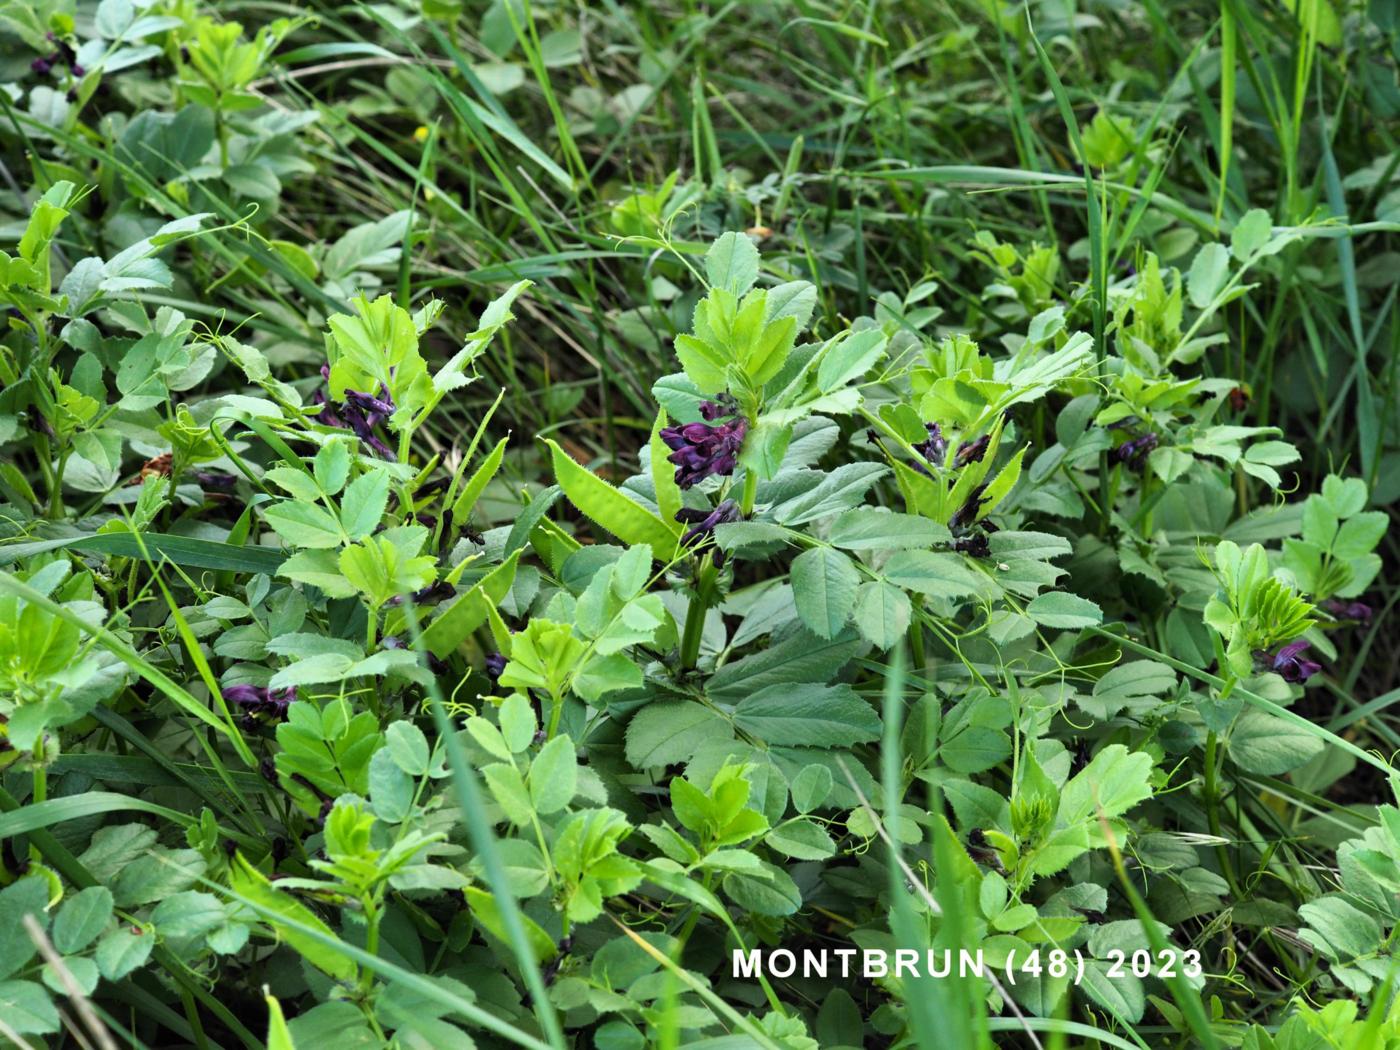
[[381, 635, 449, 675], [313, 365, 396, 459], [31, 35, 81, 78], [954, 434, 990, 468], [1323, 599, 1373, 625], [190, 470, 238, 491], [1115, 432, 1159, 471], [1262, 640, 1322, 684], [224, 683, 296, 722], [699, 393, 739, 421], [913, 422, 948, 467], [484, 652, 508, 681], [949, 484, 988, 532], [910, 424, 988, 476], [675, 499, 741, 566], [659, 397, 747, 488], [384, 581, 455, 608]]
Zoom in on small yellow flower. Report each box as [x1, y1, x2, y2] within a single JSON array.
[[413, 125, 429, 143]]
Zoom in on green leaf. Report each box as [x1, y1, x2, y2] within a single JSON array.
[[418, 549, 522, 658], [265, 991, 298, 1050], [52, 886, 114, 954], [649, 412, 684, 527], [1026, 592, 1103, 629], [883, 550, 983, 599], [94, 926, 154, 981], [816, 329, 886, 393], [528, 735, 577, 815], [462, 887, 557, 964], [790, 546, 860, 639], [829, 509, 944, 550], [765, 818, 836, 860], [769, 463, 888, 526], [737, 418, 792, 480], [0, 792, 194, 839], [626, 702, 732, 769], [229, 856, 357, 982], [723, 863, 801, 916], [0, 980, 60, 1035], [1229, 709, 1325, 774], [1059, 745, 1154, 825], [279, 549, 357, 597], [1187, 242, 1230, 309], [497, 694, 536, 754], [705, 232, 760, 296], [853, 580, 912, 650], [790, 764, 833, 813], [707, 628, 860, 702], [340, 469, 391, 540], [265, 501, 345, 549], [1230, 209, 1273, 261], [451, 435, 508, 521], [313, 440, 351, 496], [482, 762, 534, 825], [1299, 896, 1383, 961], [733, 683, 880, 746], [385, 721, 431, 776], [0, 879, 49, 980], [41, 955, 99, 997], [151, 891, 225, 940], [674, 333, 730, 391], [0, 533, 285, 574], [546, 440, 678, 556], [369, 749, 414, 823], [766, 281, 817, 331]]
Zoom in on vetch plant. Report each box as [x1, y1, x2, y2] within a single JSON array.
[[0, 1, 1396, 1043]]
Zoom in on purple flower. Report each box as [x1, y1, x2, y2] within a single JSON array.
[[264, 686, 296, 716], [485, 652, 508, 681], [699, 393, 739, 421], [312, 390, 344, 428], [1323, 599, 1373, 625], [1115, 432, 1159, 470], [70, 63, 84, 77], [223, 684, 265, 708], [191, 471, 237, 491], [1270, 641, 1322, 684], [311, 366, 397, 460], [344, 388, 396, 419], [31, 57, 52, 75], [954, 533, 990, 558], [224, 684, 296, 720], [949, 484, 988, 531], [675, 499, 741, 565], [659, 406, 747, 489], [913, 423, 947, 468], [386, 581, 455, 608], [954, 434, 990, 468]]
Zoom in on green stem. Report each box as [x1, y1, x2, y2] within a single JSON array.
[[30, 736, 46, 863], [908, 618, 927, 671], [48, 448, 68, 519], [546, 690, 565, 739], [679, 586, 708, 671], [674, 871, 713, 948], [1203, 729, 1243, 901], [739, 469, 758, 516], [359, 896, 382, 994]]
